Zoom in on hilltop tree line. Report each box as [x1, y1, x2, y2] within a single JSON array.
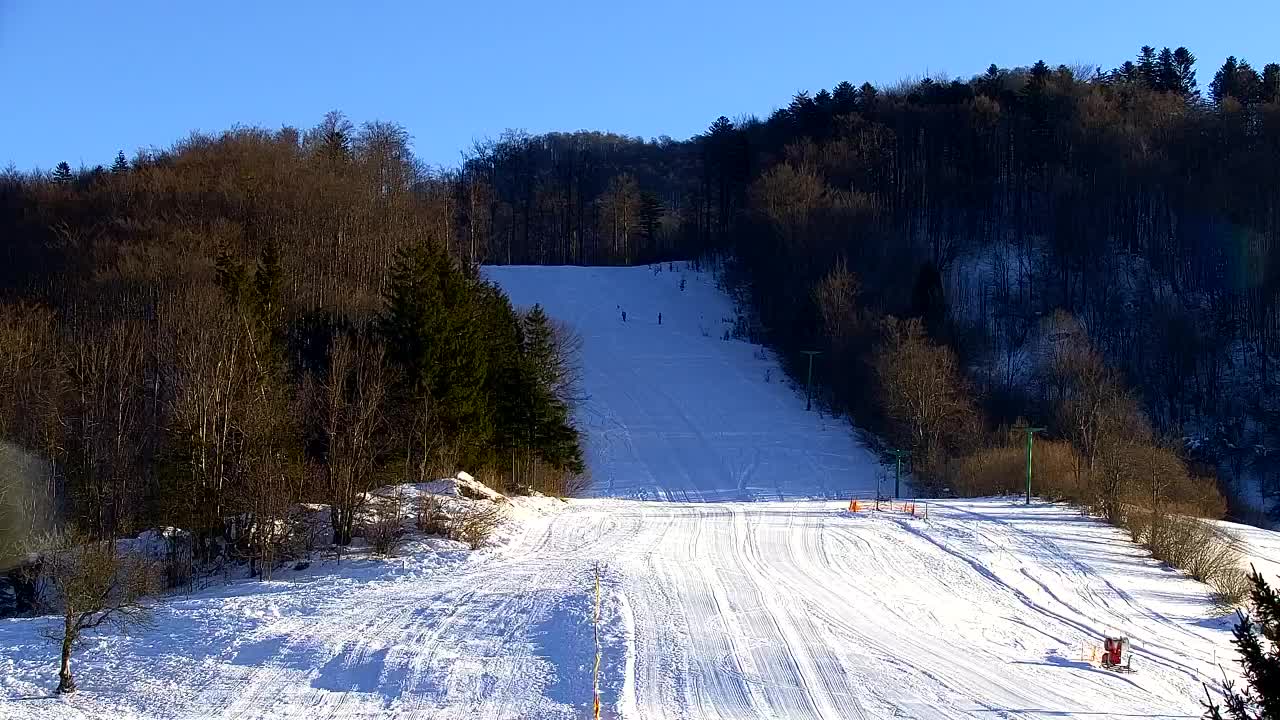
[[0, 118, 584, 575], [426, 48, 1279, 523]]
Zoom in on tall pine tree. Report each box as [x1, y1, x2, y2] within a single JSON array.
[[380, 242, 491, 460], [521, 305, 584, 474]]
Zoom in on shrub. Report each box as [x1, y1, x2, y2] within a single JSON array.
[[1124, 512, 1248, 605], [499, 456, 589, 498], [1210, 567, 1252, 608], [364, 489, 406, 556], [952, 439, 1082, 500], [453, 505, 503, 550], [415, 494, 450, 536]]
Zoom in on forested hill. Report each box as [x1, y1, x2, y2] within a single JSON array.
[[451, 47, 1280, 521], [2, 45, 1278, 529]]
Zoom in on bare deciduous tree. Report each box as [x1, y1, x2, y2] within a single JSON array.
[[549, 319, 585, 410], [33, 531, 157, 694], [873, 317, 976, 485], [318, 330, 388, 547]]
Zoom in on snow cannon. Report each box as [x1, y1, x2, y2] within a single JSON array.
[[1101, 636, 1131, 671]]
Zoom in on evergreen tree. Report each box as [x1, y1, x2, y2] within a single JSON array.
[[379, 242, 490, 454], [1156, 47, 1179, 92], [1212, 57, 1263, 106], [474, 281, 526, 467], [307, 110, 353, 167], [1137, 46, 1159, 87], [1204, 570, 1279, 720], [253, 240, 283, 331], [832, 81, 858, 113], [857, 82, 878, 110], [1174, 47, 1198, 96], [976, 65, 1003, 98], [214, 249, 248, 300], [1263, 64, 1280, 104], [813, 88, 833, 113], [521, 305, 584, 474], [490, 307, 529, 450], [1114, 61, 1140, 85], [111, 151, 129, 174], [52, 161, 73, 184], [1212, 57, 1241, 105]]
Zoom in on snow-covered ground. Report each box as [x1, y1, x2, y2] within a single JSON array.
[[487, 264, 882, 502], [2, 263, 1277, 719]]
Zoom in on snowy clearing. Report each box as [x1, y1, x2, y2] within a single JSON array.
[[2, 263, 1277, 719]]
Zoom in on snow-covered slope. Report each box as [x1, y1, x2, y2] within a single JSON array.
[[487, 264, 881, 501], [2, 263, 1277, 720], [2, 498, 1266, 719]]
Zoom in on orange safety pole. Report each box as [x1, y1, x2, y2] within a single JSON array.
[[593, 565, 602, 719]]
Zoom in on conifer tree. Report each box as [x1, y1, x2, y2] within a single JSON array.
[[1137, 46, 1159, 87], [1263, 64, 1280, 104], [380, 242, 490, 458], [1157, 47, 1179, 92], [52, 161, 73, 184], [832, 81, 857, 113], [1174, 47, 1198, 96], [521, 305, 584, 474], [1212, 57, 1263, 106], [857, 82, 878, 109], [1204, 570, 1280, 720], [1212, 57, 1241, 106], [254, 240, 283, 332], [474, 281, 526, 467], [111, 151, 129, 174], [1114, 61, 1140, 85]]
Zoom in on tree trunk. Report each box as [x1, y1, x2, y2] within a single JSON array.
[[57, 619, 76, 694]]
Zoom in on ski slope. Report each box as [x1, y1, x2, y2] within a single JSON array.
[[1, 263, 1276, 720], [486, 264, 882, 501]]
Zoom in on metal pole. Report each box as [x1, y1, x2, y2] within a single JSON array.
[[801, 350, 821, 411], [1015, 426, 1045, 505], [895, 455, 902, 499], [887, 449, 911, 499], [1025, 430, 1033, 505], [806, 354, 813, 411]]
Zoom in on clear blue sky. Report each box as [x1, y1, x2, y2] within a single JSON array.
[[2, 0, 1275, 171]]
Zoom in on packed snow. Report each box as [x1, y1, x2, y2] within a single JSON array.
[[1, 263, 1277, 719], [487, 263, 883, 502]]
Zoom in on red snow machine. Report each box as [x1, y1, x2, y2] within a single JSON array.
[[1100, 636, 1132, 672]]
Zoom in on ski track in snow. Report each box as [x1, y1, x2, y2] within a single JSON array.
[[1, 264, 1275, 719]]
